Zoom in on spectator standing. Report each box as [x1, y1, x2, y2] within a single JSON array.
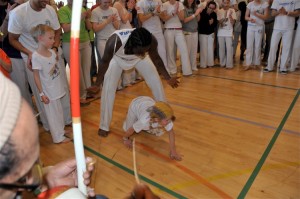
[[198, 1, 218, 68], [290, 16, 300, 72], [238, 1, 247, 61], [58, 0, 93, 104], [0, 0, 33, 106], [217, 0, 236, 68], [113, 0, 137, 88], [244, 0, 269, 70], [161, 0, 193, 76], [91, 0, 120, 59], [261, 0, 274, 65], [233, 2, 242, 58], [136, 0, 168, 70], [31, 24, 71, 144], [264, 0, 300, 74], [182, 0, 202, 72]]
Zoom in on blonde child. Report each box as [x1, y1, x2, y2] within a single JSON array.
[[217, 0, 236, 69], [31, 24, 71, 144], [122, 96, 182, 161]]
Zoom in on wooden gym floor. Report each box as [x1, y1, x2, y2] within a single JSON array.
[[39, 58, 300, 199]]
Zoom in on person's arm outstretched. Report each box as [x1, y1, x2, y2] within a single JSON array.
[[167, 129, 182, 161], [123, 127, 135, 148]]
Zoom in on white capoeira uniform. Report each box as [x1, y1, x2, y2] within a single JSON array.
[[123, 96, 173, 136], [245, 1, 268, 67], [32, 50, 67, 143], [290, 17, 300, 72], [217, 8, 236, 68], [161, 1, 192, 76], [136, 0, 168, 69], [266, 0, 300, 72], [91, 6, 120, 58], [100, 29, 166, 131], [8, 2, 71, 130]]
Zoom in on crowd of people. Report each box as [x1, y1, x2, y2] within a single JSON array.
[[0, 0, 300, 197]]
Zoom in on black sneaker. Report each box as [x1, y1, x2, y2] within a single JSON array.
[[263, 68, 272, 73], [280, 70, 287, 75]]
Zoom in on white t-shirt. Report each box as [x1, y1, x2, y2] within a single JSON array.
[[8, 2, 60, 59], [247, 1, 269, 30], [271, 0, 300, 30], [128, 96, 173, 133], [32, 50, 65, 100], [217, 8, 236, 37], [91, 6, 120, 39], [136, 0, 164, 34], [161, 1, 185, 28]]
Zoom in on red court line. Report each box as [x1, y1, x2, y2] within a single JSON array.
[[82, 118, 232, 199]]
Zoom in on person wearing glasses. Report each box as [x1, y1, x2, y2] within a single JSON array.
[[0, 72, 96, 198]]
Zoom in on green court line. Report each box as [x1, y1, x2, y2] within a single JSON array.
[[198, 74, 299, 91], [237, 89, 300, 199], [84, 145, 188, 199]]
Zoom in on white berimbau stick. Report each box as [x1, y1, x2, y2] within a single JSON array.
[[132, 138, 140, 184]]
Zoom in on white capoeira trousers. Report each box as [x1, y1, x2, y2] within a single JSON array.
[[152, 32, 168, 69], [184, 32, 198, 71], [199, 33, 215, 68], [218, 36, 233, 68], [100, 56, 166, 131], [290, 27, 300, 71], [164, 29, 192, 75], [44, 98, 66, 143], [246, 28, 264, 66], [267, 29, 293, 71], [63, 41, 92, 99], [10, 58, 33, 107]]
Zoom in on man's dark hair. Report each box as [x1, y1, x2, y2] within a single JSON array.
[[124, 28, 152, 55], [0, 137, 18, 179]]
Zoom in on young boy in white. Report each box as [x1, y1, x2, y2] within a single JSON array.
[[217, 0, 236, 68], [136, 0, 168, 69], [244, 0, 269, 70], [264, 0, 300, 74], [160, 0, 192, 76], [31, 24, 71, 144], [123, 96, 182, 161]]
